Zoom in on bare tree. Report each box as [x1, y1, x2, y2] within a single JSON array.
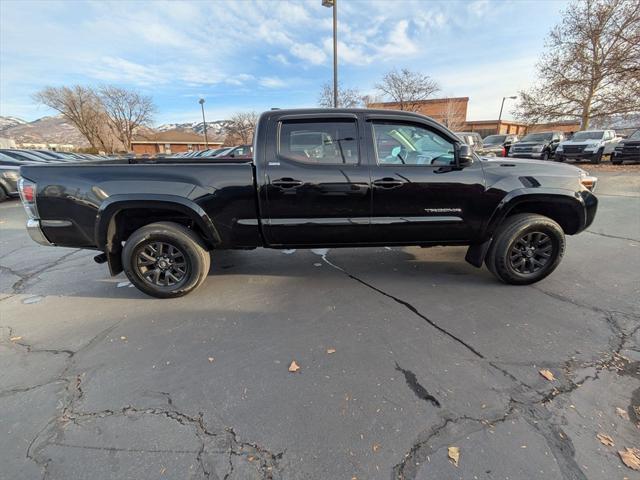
[[375, 68, 440, 111], [99, 86, 155, 151], [223, 111, 259, 145], [318, 83, 364, 108], [33, 86, 115, 152], [514, 0, 640, 129], [439, 99, 467, 131]]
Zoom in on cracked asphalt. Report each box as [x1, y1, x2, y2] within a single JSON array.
[[1, 169, 639, 480]]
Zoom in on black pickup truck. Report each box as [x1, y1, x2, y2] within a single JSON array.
[[19, 109, 598, 298]]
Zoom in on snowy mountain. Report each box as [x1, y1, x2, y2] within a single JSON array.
[[156, 120, 227, 136], [1, 115, 89, 146], [0, 116, 27, 132]]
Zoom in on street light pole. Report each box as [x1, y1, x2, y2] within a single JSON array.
[[322, 0, 338, 108], [498, 95, 517, 122], [199, 98, 208, 149]]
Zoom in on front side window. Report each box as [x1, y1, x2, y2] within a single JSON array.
[[279, 119, 358, 164], [373, 122, 455, 166]]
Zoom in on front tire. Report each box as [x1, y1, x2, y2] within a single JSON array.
[[486, 214, 565, 285], [0, 187, 7, 202], [122, 222, 210, 298], [591, 148, 603, 164]]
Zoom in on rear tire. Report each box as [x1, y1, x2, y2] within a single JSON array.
[[611, 155, 623, 165], [122, 222, 210, 298], [0, 187, 7, 202], [485, 214, 565, 285]]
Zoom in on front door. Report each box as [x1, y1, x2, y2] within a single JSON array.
[[262, 115, 371, 246], [366, 118, 485, 244]]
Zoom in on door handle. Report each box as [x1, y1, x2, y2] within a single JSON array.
[[272, 178, 303, 188], [373, 177, 403, 188]]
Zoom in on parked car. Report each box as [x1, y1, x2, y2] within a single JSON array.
[[0, 165, 20, 201], [509, 131, 565, 160], [0, 149, 54, 163], [554, 130, 617, 164], [19, 108, 597, 298], [214, 144, 253, 160], [611, 129, 640, 165], [454, 132, 495, 156], [482, 134, 519, 157]]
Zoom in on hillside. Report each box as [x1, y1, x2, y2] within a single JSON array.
[[0, 115, 90, 146]]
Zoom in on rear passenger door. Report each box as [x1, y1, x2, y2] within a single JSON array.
[[262, 114, 371, 246]]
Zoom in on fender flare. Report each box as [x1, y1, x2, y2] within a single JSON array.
[[482, 188, 587, 239], [94, 194, 221, 252]]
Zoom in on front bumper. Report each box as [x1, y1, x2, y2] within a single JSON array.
[[510, 152, 544, 159], [612, 150, 640, 162], [555, 151, 599, 161], [26, 219, 53, 246]]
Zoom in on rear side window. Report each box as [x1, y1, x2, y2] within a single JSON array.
[[278, 119, 358, 164]]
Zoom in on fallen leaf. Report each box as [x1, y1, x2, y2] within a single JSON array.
[[539, 369, 555, 381], [327, 348, 336, 354], [288, 360, 300, 373], [159, 467, 166, 475], [618, 447, 640, 471], [10, 336, 22, 342], [208, 357, 214, 363], [596, 433, 614, 447], [448, 446, 460, 467], [616, 407, 630, 420], [372, 442, 381, 453]]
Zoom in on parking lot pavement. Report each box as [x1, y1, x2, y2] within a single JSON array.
[[1, 170, 638, 480]]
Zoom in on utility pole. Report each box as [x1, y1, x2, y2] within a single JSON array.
[[322, 0, 338, 108], [199, 98, 208, 148]]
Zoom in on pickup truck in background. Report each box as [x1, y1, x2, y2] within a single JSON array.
[[19, 108, 598, 298], [509, 131, 565, 160], [554, 129, 618, 164]]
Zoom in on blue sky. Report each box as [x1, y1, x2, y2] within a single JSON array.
[[0, 0, 569, 125]]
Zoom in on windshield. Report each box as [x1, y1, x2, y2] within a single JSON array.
[[483, 135, 506, 145], [629, 130, 640, 140], [572, 131, 604, 140], [521, 133, 552, 142]]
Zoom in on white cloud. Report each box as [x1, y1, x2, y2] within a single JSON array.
[[259, 76, 287, 88], [376, 20, 418, 59], [268, 53, 290, 65], [468, 0, 491, 18], [89, 57, 163, 85], [290, 42, 327, 65]]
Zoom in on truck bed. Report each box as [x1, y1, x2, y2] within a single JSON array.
[[20, 162, 261, 249]]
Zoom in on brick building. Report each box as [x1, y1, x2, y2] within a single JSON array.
[[368, 97, 469, 129], [131, 130, 222, 156], [369, 97, 581, 137]]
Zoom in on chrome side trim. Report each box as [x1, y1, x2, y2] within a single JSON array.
[[26, 219, 53, 246], [239, 216, 464, 226]]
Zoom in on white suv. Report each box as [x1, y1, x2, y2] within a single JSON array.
[[554, 130, 618, 164]]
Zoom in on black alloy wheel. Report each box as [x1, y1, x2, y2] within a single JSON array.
[[508, 232, 552, 275], [122, 221, 210, 298], [135, 241, 189, 287]]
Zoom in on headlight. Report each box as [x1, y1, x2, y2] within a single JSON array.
[[556, 145, 563, 152], [580, 171, 597, 191], [584, 145, 597, 151], [531, 145, 543, 152]]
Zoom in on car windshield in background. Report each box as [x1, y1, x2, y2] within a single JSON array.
[[521, 133, 552, 142], [629, 130, 640, 140], [483, 135, 506, 145], [572, 131, 604, 140]]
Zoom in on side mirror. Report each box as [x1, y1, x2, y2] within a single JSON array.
[[457, 144, 473, 167], [391, 146, 401, 157]]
